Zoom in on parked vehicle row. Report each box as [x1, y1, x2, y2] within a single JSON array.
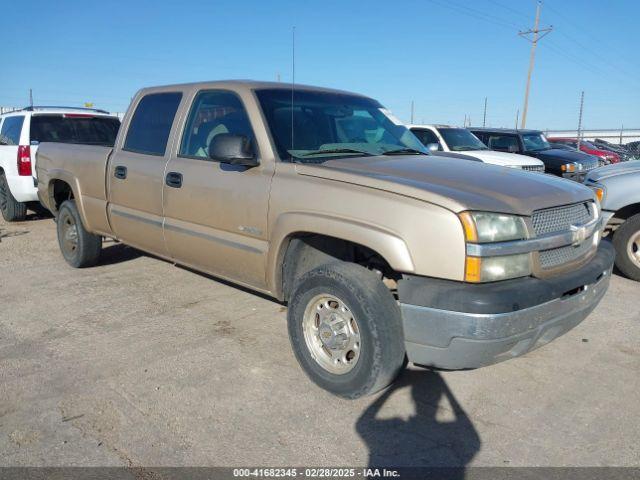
[[34, 80, 614, 398], [0, 107, 120, 221], [408, 124, 545, 171], [470, 128, 599, 182], [548, 137, 620, 165]]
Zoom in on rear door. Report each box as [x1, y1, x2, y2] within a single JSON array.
[[107, 92, 183, 257], [162, 89, 273, 288]]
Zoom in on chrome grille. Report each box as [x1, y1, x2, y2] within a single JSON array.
[[532, 202, 594, 269], [539, 238, 593, 269], [532, 202, 591, 236], [522, 165, 545, 173]]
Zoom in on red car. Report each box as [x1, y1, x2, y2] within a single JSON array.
[[549, 137, 620, 164]]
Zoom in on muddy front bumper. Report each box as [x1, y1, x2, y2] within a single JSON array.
[[398, 241, 614, 370]]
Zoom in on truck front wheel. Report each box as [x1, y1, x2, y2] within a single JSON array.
[[57, 200, 102, 268], [287, 262, 405, 399], [0, 173, 27, 222], [613, 213, 640, 281]]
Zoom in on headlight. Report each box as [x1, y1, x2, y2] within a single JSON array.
[[465, 254, 531, 283], [561, 163, 576, 172], [458, 211, 528, 243], [458, 211, 531, 282]]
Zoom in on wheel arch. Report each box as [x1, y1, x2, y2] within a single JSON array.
[[46, 172, 89, 227], [267, 212, 414, 301]]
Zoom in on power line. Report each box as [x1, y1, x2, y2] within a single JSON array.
[[427, 0, 518, 30]]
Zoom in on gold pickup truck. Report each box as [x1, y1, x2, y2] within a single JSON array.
[[36, 81, 614, 398]]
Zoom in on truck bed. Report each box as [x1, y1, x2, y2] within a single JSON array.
[[36, 142, 114, 235]]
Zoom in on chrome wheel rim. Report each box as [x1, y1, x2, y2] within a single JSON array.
[[61, 213, 79, 257], [302, 294, 361, 375], [628, 230, 640, 269]]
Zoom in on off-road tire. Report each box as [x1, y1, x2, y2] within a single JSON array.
[[0, 173, 27, 222], [612, 213, 640, 282], [57, 200, 102, 268], [287, 262, 405, 399]]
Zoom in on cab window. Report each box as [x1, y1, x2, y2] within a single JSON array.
[[487, 134, 519, 152], [124, 92, 182, 156], [411, 128, 441, 148], [180, 90, 255, 159]]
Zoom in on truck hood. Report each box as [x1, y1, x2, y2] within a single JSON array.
[[586, 161, 640, 182], [459, 149, 543, 167], [529, 148, 597, 167], [296, 155, 594, 216]]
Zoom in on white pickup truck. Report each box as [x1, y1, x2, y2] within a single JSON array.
[[0, 107, 120, 221], [410, 124, 545, 172]]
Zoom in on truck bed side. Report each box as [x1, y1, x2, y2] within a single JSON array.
[[36, 142, 114, 236]]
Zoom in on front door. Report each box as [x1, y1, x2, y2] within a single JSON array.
[[162, 89, 273, 289], [107, 91, 183, 257]]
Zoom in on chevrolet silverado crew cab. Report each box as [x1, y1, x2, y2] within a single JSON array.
[[36, 81, 613, 398], [470, 127, 599, 181], [409, 124, 545, 172], [0, 107, 120, 221]]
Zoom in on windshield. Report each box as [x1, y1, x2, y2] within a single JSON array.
[[30, 115, 120, 146], [439, 128, 488, 151], [522, 133, 551, 152], [255, 89, 427, 162]]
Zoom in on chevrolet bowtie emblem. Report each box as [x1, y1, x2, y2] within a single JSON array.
[[570, 224, 588, 246]]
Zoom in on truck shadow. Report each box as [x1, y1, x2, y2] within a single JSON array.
[[355, 369, 480, 474], [98, 242, 144, 266]]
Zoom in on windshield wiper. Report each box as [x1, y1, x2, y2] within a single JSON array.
[[381, 148, 428, 156], [301, 148, 375, 157]]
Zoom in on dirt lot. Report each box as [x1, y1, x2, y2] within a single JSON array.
[[1, 214, 638, 468]]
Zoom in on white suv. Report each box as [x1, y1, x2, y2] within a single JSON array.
[[0, 106, 120, 221], [409, 124, 545, 172]]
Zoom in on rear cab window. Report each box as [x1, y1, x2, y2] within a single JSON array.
[[30, 115, 120, 146], [0, 116, 25, 146], [124, 92, 183, 156]]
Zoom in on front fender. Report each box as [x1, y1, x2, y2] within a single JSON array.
[[267, 212, 415, 299]]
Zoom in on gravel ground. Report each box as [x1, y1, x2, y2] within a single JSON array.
[[0, 215, 638, 468]]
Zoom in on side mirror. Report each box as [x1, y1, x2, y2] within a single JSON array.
[[426, 143, 440, 152], [209, 134, 258, 167]]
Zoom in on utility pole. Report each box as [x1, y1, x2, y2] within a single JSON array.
[[482, 97, 487, 127], [576, 91, 584, 150], [519, 1, 552, 128], [410, 100, 414, 124], [29, 88, 33, 108], [515, 109, 519, 129]]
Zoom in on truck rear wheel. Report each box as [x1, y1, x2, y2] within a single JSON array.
[[0, 173, 27, 222], [287, 262, 405, 399], [57, 200, 102, 268], [613, 213, 640, 281]]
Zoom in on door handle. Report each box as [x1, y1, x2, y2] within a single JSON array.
[[165, 172, 183, 188], [114, 166, 127, 179]]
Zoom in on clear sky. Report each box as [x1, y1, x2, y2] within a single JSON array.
[[1, 0, 638, 130]]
